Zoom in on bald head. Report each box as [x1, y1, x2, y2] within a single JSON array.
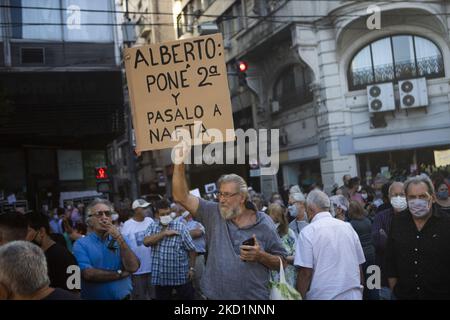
[[388, 182, 405, 199]]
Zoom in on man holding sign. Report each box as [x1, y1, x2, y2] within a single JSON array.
[[172, 141, 287, 300]]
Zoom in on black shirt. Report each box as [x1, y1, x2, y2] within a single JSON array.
[[42, 288, 81, 300], [45, 243, 78, 292], [385, 211, 450, 299]]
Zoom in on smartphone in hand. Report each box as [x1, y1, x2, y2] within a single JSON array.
[[242, 237, 255, 246]]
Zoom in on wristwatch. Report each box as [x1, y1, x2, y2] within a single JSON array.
[[117, 269, 123, 278]]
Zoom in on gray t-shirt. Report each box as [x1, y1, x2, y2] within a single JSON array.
[[289, 219, 309, 237], [196, 198, 287, 300]]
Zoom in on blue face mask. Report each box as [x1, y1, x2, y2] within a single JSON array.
[[437, 190, 449, 200], [288, 205, 298, 218]]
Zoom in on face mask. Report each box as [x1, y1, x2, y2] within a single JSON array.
[[408, 199, 431, 218], [437, 190, 449, 200], [160, 215, 173, 226], [170, 212, 177, 219], [361, 193, 368, 200], [390, 196, 407, 211], [288, 205, 298, 218], [182, 211, 190, 219], [31, 232, 41, 247], [111, 213, 119, 222]]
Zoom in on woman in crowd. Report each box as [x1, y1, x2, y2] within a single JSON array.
[[267, 203, 297, 287], [434, 178, 450, 217], [347, 201, 378, 300]]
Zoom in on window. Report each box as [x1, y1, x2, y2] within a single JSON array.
[[10, 0, 113, 42], [273, 64, 313, 110], [348, 35, 444, 90]]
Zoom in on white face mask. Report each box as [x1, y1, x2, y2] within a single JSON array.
[[160, 215, 173, 226], [390, 196, 407, 211], [182, 211, 190, 219], [170, 212, 177, 219]]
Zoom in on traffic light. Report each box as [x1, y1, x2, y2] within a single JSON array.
[[95, 166, 111, 193], [236, 60, 248, 86]]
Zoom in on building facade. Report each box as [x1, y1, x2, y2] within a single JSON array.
[[108, 0, 177, 204], [0, 0, 125, 211], [173, 0, 450, 197]]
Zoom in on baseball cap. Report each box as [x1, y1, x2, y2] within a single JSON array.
[[132, 199, 151, 210]]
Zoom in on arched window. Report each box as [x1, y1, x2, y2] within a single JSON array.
[[273, 64, 313, 110], [348, 35, 444, 90]]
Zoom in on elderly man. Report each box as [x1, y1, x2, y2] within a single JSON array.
[[385, 175, 450, 299], [143, 200, 197, 300], [371, 181, 406, 299], [72, 198, 140, 300], [121, 198, 154, 300], [0, 241, 79, 300], [288, 192, 308, 237], [172, 143, 287, 300], [330, 195, 350, 221], [0, 213, 28, 245], [295, 190, 366, 300]]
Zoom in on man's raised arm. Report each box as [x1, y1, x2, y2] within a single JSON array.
[[172, 143, 200, 216]]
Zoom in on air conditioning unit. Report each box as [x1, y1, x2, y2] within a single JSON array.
[[271, 100, 280, 114], [366, 83, 395, 113], [398, 78, 428, 109]]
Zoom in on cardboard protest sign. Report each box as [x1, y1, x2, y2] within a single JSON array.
[[124, 33, 235, 152]]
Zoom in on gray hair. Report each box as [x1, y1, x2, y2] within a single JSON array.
[[306, 189, 331, 211], [330, 195, 349, 211], [85, 198, 114, 224], [0, 241, 50, 296], [388, 181, 405, 196], [404, 174, 435, 197], [291, 192, 306, 203], [289, 185, 302, 194], [217, 174, 249, 200]]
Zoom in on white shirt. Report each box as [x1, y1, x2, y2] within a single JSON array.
[[294, 212, 366, 300], [121, 217, 154, 275]]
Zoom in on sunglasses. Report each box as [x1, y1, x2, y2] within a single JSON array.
[[89, 210, 112, 218]]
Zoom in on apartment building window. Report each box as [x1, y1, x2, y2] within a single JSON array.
[[177, 13, 185, 38], [10, 0, 113, 42], [348, 35, 444, 90], [218, 2, 243, 40], [273, 64, 313, 110]]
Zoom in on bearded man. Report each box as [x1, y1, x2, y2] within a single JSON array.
[[172, 143, 287, 300]]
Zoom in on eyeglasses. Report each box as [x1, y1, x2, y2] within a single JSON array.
[[89, 210, 112, 218], [217, 192, 240, 199], [407, 194, 431, 201]]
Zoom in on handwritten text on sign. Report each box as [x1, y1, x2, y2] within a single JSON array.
[[124, 33, 235, 152]]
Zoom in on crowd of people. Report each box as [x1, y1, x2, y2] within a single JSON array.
[[1, 155, 449, 300]]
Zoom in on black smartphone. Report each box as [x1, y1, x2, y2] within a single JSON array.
[[242, 237, 255, 246]]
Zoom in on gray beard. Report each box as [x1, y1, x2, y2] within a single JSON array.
[[219, 205, 241, 220]]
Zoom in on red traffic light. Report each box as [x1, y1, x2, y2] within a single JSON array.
[[237, 61, 248, 72], [95, 167, 108, 180]]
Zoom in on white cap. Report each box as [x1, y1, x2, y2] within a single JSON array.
[[132, 199, 151, 210]]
